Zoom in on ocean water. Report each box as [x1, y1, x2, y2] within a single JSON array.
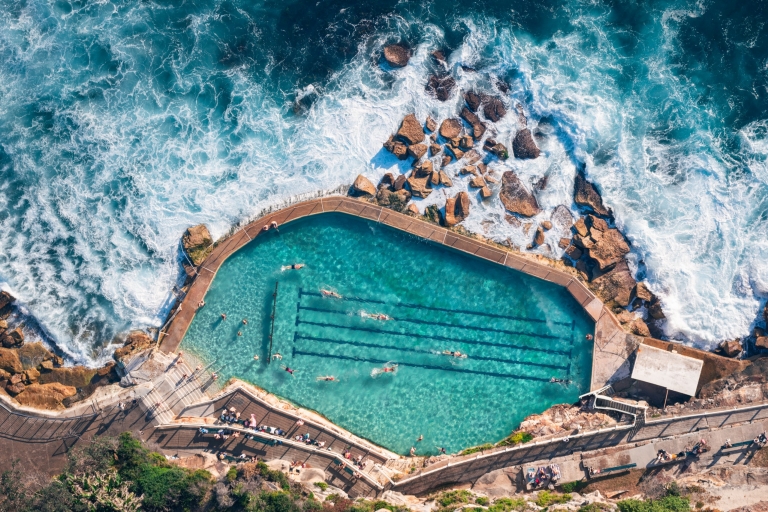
[[0, 0, 766, 363], [181, 213, 594, 454]]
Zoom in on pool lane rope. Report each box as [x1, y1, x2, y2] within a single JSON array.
[[268, 281, 278, 363]]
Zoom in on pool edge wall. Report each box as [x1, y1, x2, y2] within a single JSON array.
[[160, 195, 622, 392]]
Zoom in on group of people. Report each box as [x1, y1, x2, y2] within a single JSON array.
[[527, 464, 561, 488], [755, 431, 768, 447], [294, 432, 326, 448]]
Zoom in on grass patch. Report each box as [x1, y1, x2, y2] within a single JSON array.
[[497, 431, 533, 447], [460, 443, 494, 456], [475, 496, 489, 506], [578, 504, 613, 512], [487, 497, 526, 512], [314, 481, 328, 491], [561, 480, 589, 493], [535, 491, 571, 507], [437, 490, 473, 508], [617, 495, 690, 512]]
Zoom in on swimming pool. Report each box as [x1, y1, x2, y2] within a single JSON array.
[[181, 213, 594, 455]]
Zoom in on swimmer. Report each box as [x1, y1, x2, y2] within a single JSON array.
[[417, 435, 423, 442], [281, 263, 305, 271], [371, 363, 398, 377], [237, 331, 242, 337], [321, 289, 343, 299], [221, 313, 227, 320], [272, 352, 283, 360], [197, 300, 205, 308], [261, 224, 270, 232], [361, 311, 392, 321], [269, 221, 279, 230], [410, 446, 416, 456], [282, 365, 295, 376], [586, 334, 593, 340], [316, 376, 337, 382], [253, 355, 260, 361], [442, 350, 467, 359], [242, 318, 248, 325]]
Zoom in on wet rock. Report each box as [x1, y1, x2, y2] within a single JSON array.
[[380, 173, 395, 188], [425, 116, 437, 132], [469, 175, 486, 188], [406, 204, 419, 216], [550, 205, 574, 232], [438, 171, 453, 187], [393, 174, 406, 191], [1, 327, 24, 348], [764, 302, 768, 324], [464, 91, 481, 112], [479, 186, 492, 199], [413, 160, 433, 178], [587, 228, 630, 270], [756, 336, 768, 350], [512, 128, 540, 159], [459, 136, 473, 150], [441, 155, 452, 167], [0, 291, 15, 311], [407, 143, 428, 160], [499, 172, 541, 217], [565, 244, 582, 260], [558, 238, 571, 249], [0, 347, 23, 374], [460, 165, 477, 175], [439, 118, 462, 139], [464, 149, 481, 165], [574, 174, 610, 216], [425, 74, 456, 101], [541, 221, 552, 230], [406, 175, 432, 198], [431, 49, 447, 64], [590, 260, 636, 307], [573, 217, 589, 237], [383, 44, 409, 67], [634, 282, 653, 302], [114, 331, 154, 361], [460, 107, 486, 139], [429, 144, 441, 156], [720, 340, 743, 358], [383, 136, 408, 159], [483, 139, 509, 160], [18, 342, 52, 371], [183, 224, 213, 266], [533, 227, 545, 247], [396, 114, 425, 145], [446, 145, 464, 160], [648, 297, 666, 320], [96, 361, 116, 377], [482, 96, 506, 122], [14, 382, 77, 410], [443, 192, 470, 227], [350, 175, 376, 196]]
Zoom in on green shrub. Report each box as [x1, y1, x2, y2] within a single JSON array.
[[438, 490, 473, 508], [578, 504, 613, 512], [535, 491, 571, 507], [498, 431, 534, 447], [561, 480, 588, 493], [487, 497, 526, 512], [475, 496, 489, 506], [460, 443, 494, 456], [617, 495, 690, 512], [227, 466, 238, 482], [314, 481, 328, 491]]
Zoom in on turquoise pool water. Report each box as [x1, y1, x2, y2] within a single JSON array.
[[182, 213, 594, 455]]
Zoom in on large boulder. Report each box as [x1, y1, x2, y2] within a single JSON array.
[[377, 188, 411, 209], [438, 171, 453, 187], [0, 347, 23, 374], [482, 96, 506, 122], [38, 366, 97, 388], [438, 119, 462, 139], [114, 331, 154, 361], [499, 172, 541, 217], [464, 91, 482, 112], [425, 74, 456, 101], [14, 382, 77, 410], [383, 45, 409, 68], [407, 143, 427, 160], [590, 260, 636, 307], [0, 291, 15, 310], [586, 228, 630, 270], [406, 175, 432, 198], [460, 107, 486, 139], [720, 340, 743, 358], [383, 136, 408, 160], [425, 116, 437, 133], [483, 139, 509, 160], [443, 192, 470, 227], [17, 342, 53, 370], [182, 225, 213, 266], [1, 327, 24, 348], [512, 128, 540, 159], [350, 174, 376, 196], [396, 114, 425, 145], [574, 174, 610, 216]]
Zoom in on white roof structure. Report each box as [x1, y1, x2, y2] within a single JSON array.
[[631, 344, 703, 396]]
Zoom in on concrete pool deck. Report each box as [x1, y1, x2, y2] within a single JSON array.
[[159, 195, 630, 392]]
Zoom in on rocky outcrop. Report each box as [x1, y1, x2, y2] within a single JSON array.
[[114, 331, 154, 361], [183, 224, 213, 266], [720, 339, 743, 358], [532, 227, 545, 247], [499, 172, 541, 217], [574, 174, 610, 216], [382, 45, 409, 67], [425, 116, 437, 132], [425, 74, 456, 101], [585, 228, 630, 270], [482, 96, 506, 122], [396, 114, 424, 145], [38, 366, 98, 388], [406, 175, 432, 198], [350, 174, 376, 196], [383, 136, 408, 159], [18, 342, 53, 370], [429, 144, 441, 156], [443, 192, 470, 227], [438, 118, 462, 139], [512, 129, 540, 159], [518, 404, 617, 437], [590, 260, 636, 307], [14, 382, 77, 410], [0, 291, 15, 311], [1, 326, 24, 348], [460, 107, 486, 139], [464, 91, 481, 112], [393, 174, 406, 191], [483, 139, 509, 160], [407, 143, 427, 160], [376, 188, 411, 210], [0, 347, 23, 374]]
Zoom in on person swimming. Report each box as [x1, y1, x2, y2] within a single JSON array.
[[361, 311, 392, 321], [272, 352, 283, 360], [371, 363, 398, 377], [316, 376, 337, 381], [281, 263, 305, 271], [550, 377, 572, 385], [441, 350, 467, 358], [282, 365, 295, 376], [321, 289, 342, 299]]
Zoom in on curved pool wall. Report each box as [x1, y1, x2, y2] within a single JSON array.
[[179, 209, 595, 455]]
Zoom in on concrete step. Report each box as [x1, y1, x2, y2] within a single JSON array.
[[142, 387, 175, 425]]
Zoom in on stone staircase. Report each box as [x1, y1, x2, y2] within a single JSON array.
[[133, 352, 208, 424]]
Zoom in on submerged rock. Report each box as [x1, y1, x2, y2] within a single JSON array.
[[351, 174, 377, 196], [443, 192, 470, 227], [425, 74, 456, 101], [574, 174, 610, 216], [439, 118, 462, 139], [499, 172, 541, 217], [512, 128, 540, 159], [183, 224, 213, 266], [396, 114, 425, 145], [383, 45, 409, 67], [483, 96, 506, 122], [590, 260, 636, 307]]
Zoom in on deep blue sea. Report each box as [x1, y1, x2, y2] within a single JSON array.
[[0, 0, 767, 363]]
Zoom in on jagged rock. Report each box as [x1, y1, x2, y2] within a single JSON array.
[[1, 327, 23, 348], [499, 172, 541, 217], [430, 171, 440, 186], [518, 403, 616, 437], [464, 91, 481, 112], [425, 116, 437, 132], [469, 175, 486, 188], [18, 342, 52, 370], [351, 174, 376, 196], [479, 186, 492, 199], [429, 144, 441, 156], [757, 336, 768, 349], [574, 174, 610, 216], [0, 347, 22, 374], [53, 355, 63, 367], [406, 175, 432, 198], [459, 136, 473, 150], [573, 234, 594, 250], [383, 45, 409, 67], [574, 217, 588, 237], [113, 331, 154, 361], [533, 227, 545, 247], [383, 136, 408, 159], [460, 107, 486, 139], [393, 174, 406, 191], [425, 74, 456, 101], [406, 204, 419, 216], [541, 221, 552, 230], [443, 192, 470, 227], [590, 260, 636, 307], [483, 96, 506, 122], [96, 361, 116, 377], [441, 155, 452, 167], [460, 166, 476, 175], [464, 149, 481, 165], [40, 360, 54, 371], [446, 145, 464, 160], [439, 118, 462, 139], [483, 139, 509, 160], [6, 381, 25, 395], [38, 366, 97, 388], [407, 143, 428, 160], [380, 173, 395, 188], [0, 291, 15, 310], [512, 128, 540, 159], [586, 214, 609, 232], [720, 340, 743, 358], [586, 228, 630, 270], [438, 171, 453, 187], [565, 244, 582, 259], [377, 188, 411, 209], [558, 238, 570, 249], [629, 319, 651, 337], [25, 367, 40, 382], [413, 160, 433, 178], [14, 382, 77, 410], [634, 282, 653, 302], [182, 225, 213, 266], [396, 114, 424, 145]]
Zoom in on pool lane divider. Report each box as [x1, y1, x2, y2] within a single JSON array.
[[295, 318, 571, 355], [268, 281, 279, 364], [297, 305, 570, 341], [290, 347, 554, 382], [299, 289, 571, 326], [293, 333, 569, 370]]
